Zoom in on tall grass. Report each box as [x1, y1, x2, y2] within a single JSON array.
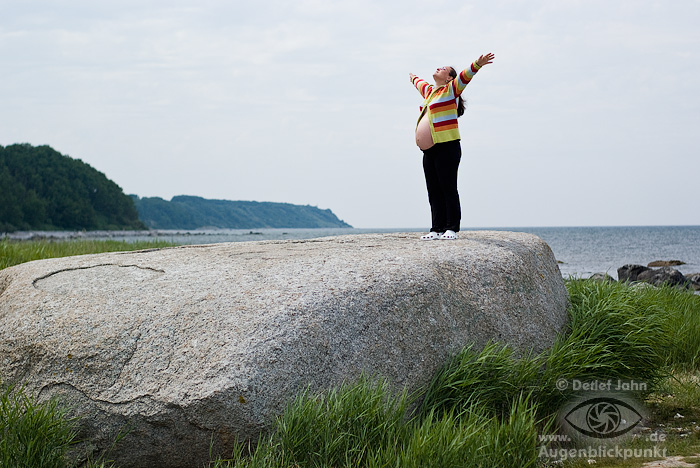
[[211, 378, 545, 468], [420, 342, 542, 420], [0, 384, 77, 468], [420, 279, 695, 422], [0, 238, 177, 271], [274, 378, 412, 467]]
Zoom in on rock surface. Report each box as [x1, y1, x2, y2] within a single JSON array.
[[685, 273, 700, 291], [618, 264, 652, 282], [618, 264, 690, 289], [589, 273, 616, 283], [0, 232, 569, 468], [637, 266, 688, 288], [647, 260, 686, 267]]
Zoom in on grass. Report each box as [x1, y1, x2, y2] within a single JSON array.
[[0, 381, 126, 468], [0, 238, 178, 271], [209, 379, 546, 468], [0, 383, 77, 468], [2, 241, 699, 467]]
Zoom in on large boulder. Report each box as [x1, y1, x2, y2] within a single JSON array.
[[0, 232, 568, 468]]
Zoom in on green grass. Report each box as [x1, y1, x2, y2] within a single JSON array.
[[0, 383, 126, 468], [210, 378, 546, 468], [0, 238, 178, 271], [2, 244, 699, 468], [0, 383, 77, 468]]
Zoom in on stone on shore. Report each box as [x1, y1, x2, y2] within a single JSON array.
[[685, 273, 700, 291], [637, 266, 688, 288], [618, 264, 652, 282], [647, 260, 686, 267], [589, 273, 616, 283], [0, 231, 568, 468]]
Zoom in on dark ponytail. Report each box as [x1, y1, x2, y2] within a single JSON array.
[[456, 96, 465, 117], [448, 67, 466, 117]]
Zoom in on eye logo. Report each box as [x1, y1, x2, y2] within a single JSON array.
[[564, 397, 643, 439], [586, 400, 620, 435]]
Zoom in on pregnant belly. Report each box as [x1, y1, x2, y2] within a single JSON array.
[[415, 114, 434, 150]]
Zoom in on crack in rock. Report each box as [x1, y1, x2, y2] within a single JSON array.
[[33, 264, 165, 296], [0, 274, 10, 298], [33, 263, 165, 288], [39, 381, 155, 408], [104, 333, 142, 394]]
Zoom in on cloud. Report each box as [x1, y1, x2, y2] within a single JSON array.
[[1, 0, 698, 228]]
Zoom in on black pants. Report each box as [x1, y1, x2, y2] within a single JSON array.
[[422, 140, 461, 233]]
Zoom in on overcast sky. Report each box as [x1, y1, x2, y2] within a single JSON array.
[[2, 0, 698, 228]]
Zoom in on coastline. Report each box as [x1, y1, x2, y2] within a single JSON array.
[[3, 226, 699, 282]]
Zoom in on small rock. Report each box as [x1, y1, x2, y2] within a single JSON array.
[[675, 413, 685, 419], [637, 267, 688, 288], [648, 260, 686, 267], [618, 264, 651, 282], [685, 273, 700, 291], [589, 273, 616, 283]]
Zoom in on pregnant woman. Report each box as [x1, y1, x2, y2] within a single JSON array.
[[409, 52, 494, 240]]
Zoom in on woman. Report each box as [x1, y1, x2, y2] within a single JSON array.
[[409, 53, 494, 240]]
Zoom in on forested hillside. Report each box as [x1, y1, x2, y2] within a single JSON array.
[[0, 144, 145, 232], [132, 195, 351, 229]]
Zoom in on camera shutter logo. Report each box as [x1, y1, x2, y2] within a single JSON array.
[[564, 397, 644, 439]]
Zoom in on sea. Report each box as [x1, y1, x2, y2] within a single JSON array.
[[6, 225, 700, 280]]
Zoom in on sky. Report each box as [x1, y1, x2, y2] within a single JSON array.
[[1, 0, 698, 229]]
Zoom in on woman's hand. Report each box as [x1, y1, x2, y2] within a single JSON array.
[[476, 53, 495, 67]]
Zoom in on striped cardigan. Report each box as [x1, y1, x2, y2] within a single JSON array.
[[411, 61, 482, 143]]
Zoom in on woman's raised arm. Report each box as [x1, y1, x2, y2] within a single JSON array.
[[409, 73, 432, 98]]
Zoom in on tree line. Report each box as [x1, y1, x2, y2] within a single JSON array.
[[132, 195, 351, 229], [1, 144, 351, 232], [0, 144, 145, 232]]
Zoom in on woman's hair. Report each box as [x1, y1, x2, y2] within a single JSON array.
[[448, 67, 466, 117]]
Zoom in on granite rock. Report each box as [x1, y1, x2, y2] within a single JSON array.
[[0, 232, 568, 468], [647, 260, 685, 267], [684, 273, 700, 291], [637, 266, 688, 288], [617, 264, 651, 282], [589, 273, 616, 283]]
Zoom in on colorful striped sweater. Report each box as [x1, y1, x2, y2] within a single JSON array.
[[411, 61, 482, 143]]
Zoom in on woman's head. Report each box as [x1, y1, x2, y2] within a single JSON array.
[[432, 66, 454, 86]]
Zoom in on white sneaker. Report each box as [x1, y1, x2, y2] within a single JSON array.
[[420, 231, 443, 240], [439, 230, 457, 240]]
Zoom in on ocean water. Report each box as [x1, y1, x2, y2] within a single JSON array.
[[487, 226, 700, 280], [7, 226, 700, 280]]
